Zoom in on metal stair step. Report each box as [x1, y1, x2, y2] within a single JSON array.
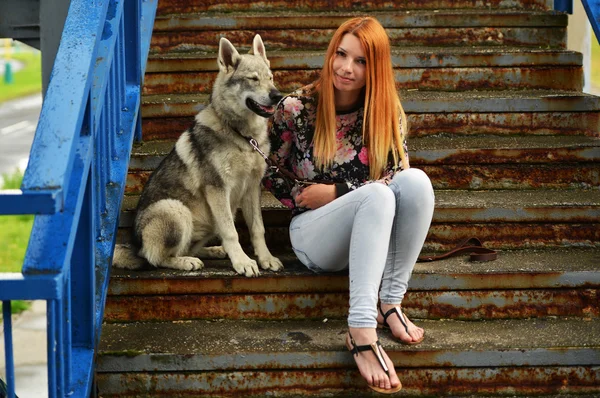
[[96, 317, 600, 396], [157, 0, 554, 14], [141, 110, 600, 141], [151, 24, 565, 54], [116, 188, 600, 250], [149, 9, 567, 54], [152, 10, 566, 32], [141, 90, 600, 119], [126, 135, 600, 169], [121, 135, 600, 193], [147, 47, 583, 73], [143, 66, 583, 95], [144, 46, 583, 93], [104, 247, 600, 322], [117, 188, 600, 227]]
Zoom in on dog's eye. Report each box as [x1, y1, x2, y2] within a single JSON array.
[[248, 76, 259, 81]]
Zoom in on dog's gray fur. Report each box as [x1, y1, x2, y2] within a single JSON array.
[[113, 35, 284, 277]]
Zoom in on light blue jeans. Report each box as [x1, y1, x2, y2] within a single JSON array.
[[289, 168, 435, 328]]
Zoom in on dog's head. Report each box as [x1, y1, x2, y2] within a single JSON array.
[[214, 35, 283, 118]]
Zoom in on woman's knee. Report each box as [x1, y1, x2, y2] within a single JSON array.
[[357, 182, 396, 218], [391, 168, 434, 199]]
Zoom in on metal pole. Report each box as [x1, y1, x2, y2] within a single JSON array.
[[2, 300, 16, 398], [3, 39, 14, 85]]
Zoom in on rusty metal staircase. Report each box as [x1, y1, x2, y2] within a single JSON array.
[[97, 0, 600, 396]]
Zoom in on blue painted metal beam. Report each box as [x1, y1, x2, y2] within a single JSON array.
[[91, 0, 125, 132], [0, 190, 62, 215], [0, 273, 63, 300], [94, 0, 155, 336], [582, 1, 600, 44], [15, 0, 109, 214], [22, 135, 92, 274]]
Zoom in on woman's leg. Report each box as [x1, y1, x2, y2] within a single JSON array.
[[290, 182, 396, 327], [378, 168, 435, 342], [290, 183, 401, 390]]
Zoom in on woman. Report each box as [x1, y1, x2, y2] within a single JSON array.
[[264, 16, 434, 393]]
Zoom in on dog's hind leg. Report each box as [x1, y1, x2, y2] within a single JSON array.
[[159, 256, 204, 271], [189, 228, 227, 259], [141, 239, 204, 271], [190, 245, 227, 259], [138, 199, 204, 271], [241, 182, 283, 272]]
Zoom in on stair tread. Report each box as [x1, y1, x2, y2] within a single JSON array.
[[97, 317, 600, 371], [128, 135, 600, 157], [152, 9, 567, 30], [143, 90, 600, 103], [108, 247, 600, 294], [121, 189, 600, 211], [155, 0, 555, 14], [150, 46, 581, 59], [147, 46, 582, 72], [141, 90, 600, 115], [117, 189, 600, 228]]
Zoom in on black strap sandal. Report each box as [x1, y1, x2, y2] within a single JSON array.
[[379, 306, 425, 346], [346, 332, 402, 394]]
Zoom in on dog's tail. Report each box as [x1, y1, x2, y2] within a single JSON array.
[[112, 244, 146, 270]]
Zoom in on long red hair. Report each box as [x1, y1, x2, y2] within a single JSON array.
[[313, 16, 409, 179]]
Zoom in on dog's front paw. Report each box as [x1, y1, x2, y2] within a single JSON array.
[[232, 258, 260, 277], [259, 255, 284, 272]]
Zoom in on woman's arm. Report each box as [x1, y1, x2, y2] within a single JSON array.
[[263, 99, 297, 209]]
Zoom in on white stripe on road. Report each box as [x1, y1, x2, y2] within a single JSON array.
[[0, 121, 35, 136], [11, 94, 42, 111]]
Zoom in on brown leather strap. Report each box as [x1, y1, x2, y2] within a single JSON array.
[[418, 237, 497, 262]]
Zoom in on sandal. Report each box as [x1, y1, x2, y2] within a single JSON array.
[[346, 332, 402, 394], [378, 306, 425, 346]]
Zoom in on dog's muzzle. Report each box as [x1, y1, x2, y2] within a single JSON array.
[[246, 89, 283, 118], [246, 98, 277, 117]]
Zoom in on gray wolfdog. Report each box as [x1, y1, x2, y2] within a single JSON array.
[[113, 35, 284, 277]]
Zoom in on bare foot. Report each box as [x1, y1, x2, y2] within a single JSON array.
[[377, 304, 424, 344], [346, 327, 401, 392]]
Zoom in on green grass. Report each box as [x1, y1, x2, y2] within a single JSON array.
[[0, 169, 34, 273], [0, 50, 42, 103], [0, 169, 34, 316]]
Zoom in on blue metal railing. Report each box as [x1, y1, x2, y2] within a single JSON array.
[[0, 0, 156, 396], [555, 1, 600, 43], [582, 1, 600, 43]]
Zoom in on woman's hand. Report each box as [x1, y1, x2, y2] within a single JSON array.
[[295, 184, 336, 210]]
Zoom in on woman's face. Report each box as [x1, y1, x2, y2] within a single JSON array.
[[332, 33, 367, 96]]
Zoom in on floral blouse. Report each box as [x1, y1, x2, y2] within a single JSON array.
[[263, 83, 408, 216]]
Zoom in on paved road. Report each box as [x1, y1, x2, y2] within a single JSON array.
[[0, 94, 41, 184]]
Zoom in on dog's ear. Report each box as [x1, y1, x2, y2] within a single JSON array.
[[252, 34, 270, 67], [218, 37, 241, 72]]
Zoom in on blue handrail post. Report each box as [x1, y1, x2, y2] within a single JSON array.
[[555, 0, 574, 13], [124, 0, 143, 142], [71, 168, 96, 352]]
